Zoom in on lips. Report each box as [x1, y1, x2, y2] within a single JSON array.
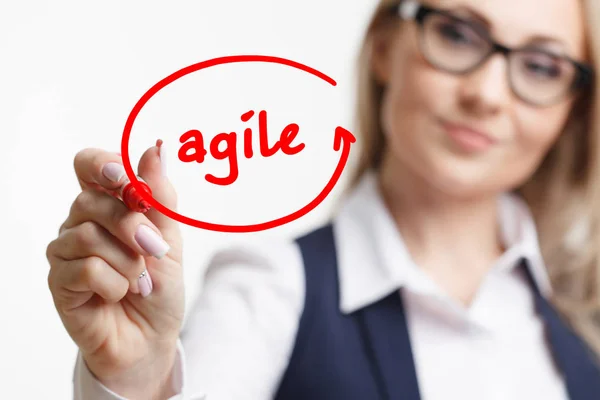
[[441, 120, 497, 152]]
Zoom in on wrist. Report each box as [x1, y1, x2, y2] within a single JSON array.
[[85, 344, 179, 400]]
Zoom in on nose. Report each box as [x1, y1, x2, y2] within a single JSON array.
[[457, 54, 512, 115]]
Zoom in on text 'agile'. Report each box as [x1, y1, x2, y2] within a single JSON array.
[[178, 110, 305, 185]]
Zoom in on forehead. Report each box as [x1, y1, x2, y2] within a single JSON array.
[[430, 0, 587, 57]]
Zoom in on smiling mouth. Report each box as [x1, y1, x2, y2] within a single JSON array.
[[441, 120, 497, 153]]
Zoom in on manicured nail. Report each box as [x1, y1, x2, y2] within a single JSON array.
[[157, 139, 167, 177], [134, 225, 170, 259], [102, 162, 125, 182], [138, 269, 153, 298]]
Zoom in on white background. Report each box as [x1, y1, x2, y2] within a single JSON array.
[[0, 0, 377, 398]]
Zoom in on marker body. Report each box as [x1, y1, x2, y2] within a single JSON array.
[[118, 177, 153, 213]]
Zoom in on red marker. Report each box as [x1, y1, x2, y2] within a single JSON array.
[[118, 176, 153, 213], [112, 139, 162, 213]]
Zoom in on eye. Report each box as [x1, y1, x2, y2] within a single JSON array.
[[435, 19, 482, 47], [521, 53, 563, 79]]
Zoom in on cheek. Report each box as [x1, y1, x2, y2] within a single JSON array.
[[381, 43, 450, 153], [380, 48, 462, 183], [510, 106, 570, 178], [380, 25, 444, 138]]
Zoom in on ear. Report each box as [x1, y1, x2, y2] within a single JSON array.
[[370, 26, 395, 86]]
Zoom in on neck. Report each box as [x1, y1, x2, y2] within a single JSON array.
[[378, 156, 505, 305]]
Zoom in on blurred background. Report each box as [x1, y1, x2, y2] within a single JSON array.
[[0, 0, 377, 397]]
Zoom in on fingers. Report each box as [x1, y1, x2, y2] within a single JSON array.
[[60, 190, 170, 260], [137, 142, 181, 260], [47, 255, 130, 307], [74, 148, 126, 191], [52, 221, 147, 293], [72, 144, 181, 263]]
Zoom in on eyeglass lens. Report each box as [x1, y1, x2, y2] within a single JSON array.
[[420, 12, 577, 104]]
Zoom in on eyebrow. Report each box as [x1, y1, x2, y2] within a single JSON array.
[[447, 5, 569, 51], [449, 6, 491, 28]]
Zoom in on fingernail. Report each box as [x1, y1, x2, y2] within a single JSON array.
[[134, 225, 170, 259], [102, 162, 125, 182], [158, 141, 167, 177], [138, 269, 153, 298]]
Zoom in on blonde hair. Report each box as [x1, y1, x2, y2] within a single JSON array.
[[350, 0, 600, 355]]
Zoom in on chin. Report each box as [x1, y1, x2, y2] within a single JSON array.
[[419, 154, 497, 199], [432, 176, 489, 199]]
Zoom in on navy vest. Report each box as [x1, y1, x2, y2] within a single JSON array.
[[274, 224, 600, 400]]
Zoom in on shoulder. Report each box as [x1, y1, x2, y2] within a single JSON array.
[[180, 233, 320, 398], [203, 223, 336, 284], [200, 233, 307, 313], [206, 234, 303, 278], [195, 223, 338, 323]]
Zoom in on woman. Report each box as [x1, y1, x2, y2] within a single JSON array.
[[46, 0, 600, 399]]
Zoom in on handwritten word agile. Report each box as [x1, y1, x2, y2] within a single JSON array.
[[178, 110, 305, 186]]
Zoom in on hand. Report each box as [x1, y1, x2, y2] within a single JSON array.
[[46, 143, 184, 399]]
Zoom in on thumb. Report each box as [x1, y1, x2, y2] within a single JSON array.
[[137, 140, 182, 262]]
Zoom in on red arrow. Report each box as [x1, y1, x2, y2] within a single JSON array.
[[333, 126, 356, 151], [136, 126, 356, 232]]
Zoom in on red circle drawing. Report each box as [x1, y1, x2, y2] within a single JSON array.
[[121, 54, 356, 232]]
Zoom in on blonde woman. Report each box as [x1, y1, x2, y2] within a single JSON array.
[[46, 0, 600, 399]]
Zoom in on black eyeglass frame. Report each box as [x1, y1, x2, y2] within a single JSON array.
[[387, 0, 594, 106]]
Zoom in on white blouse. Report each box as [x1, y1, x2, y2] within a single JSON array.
[[74, 171, 568, 400]]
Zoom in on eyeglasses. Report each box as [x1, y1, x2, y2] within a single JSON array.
[[389, 0, 594, 107]]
